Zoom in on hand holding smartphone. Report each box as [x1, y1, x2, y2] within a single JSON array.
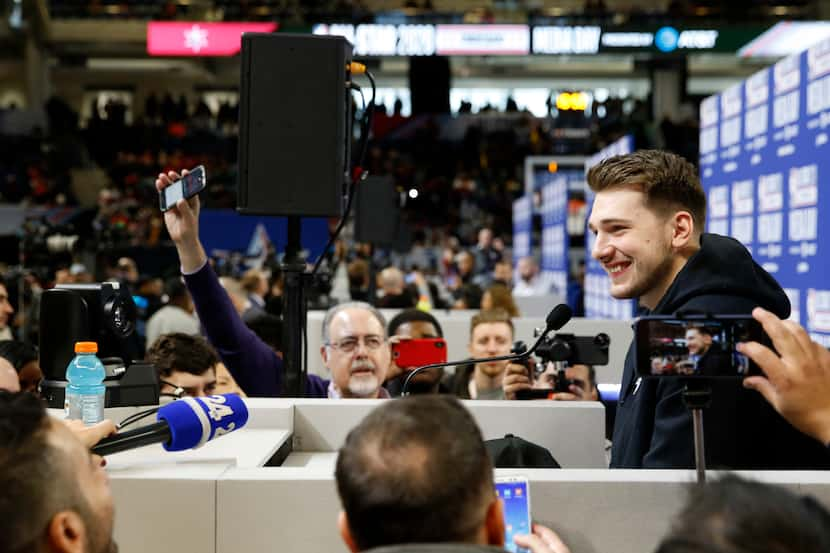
[[636, 315, 772, 378], [159, 165, 207, 211], [495, 475, 532, 553]]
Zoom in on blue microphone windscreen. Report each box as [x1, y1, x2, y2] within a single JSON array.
[[157, 394, 249, 451]]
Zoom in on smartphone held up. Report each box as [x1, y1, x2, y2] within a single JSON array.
[[391, 338, 447, 369], [495, 475, 532, 553], [635, 315, 772, 379], [159, 166, 207, 211]]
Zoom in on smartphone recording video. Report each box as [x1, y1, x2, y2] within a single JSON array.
[[635, 315, 770, 378], [495, 476, 531, 553], [159, 166, 207, 212]]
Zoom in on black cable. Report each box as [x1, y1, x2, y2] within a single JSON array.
[[117, 406, 160, 430], [311, 68, 376, 276]]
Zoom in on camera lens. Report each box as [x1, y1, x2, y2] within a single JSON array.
[[104, 296, 136, 337], [112, 304, 124, 329]]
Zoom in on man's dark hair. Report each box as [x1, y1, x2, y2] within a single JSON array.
[[146, 333, 219, 377], [456, 283, 483, 310], [586, 149, 706, 232], [687, 325, 714, 337], [0, 340, 38, 372], [655, 475, 830, 553], [387, 309, 444, 337], [335, 396, 494, 550], [164, 276, 189, 303], [0, 391, 91, 552]]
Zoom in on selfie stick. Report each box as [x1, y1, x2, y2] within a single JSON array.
[[681, 381, 712, 484]]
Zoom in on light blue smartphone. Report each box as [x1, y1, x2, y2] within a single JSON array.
[[495, 476, 531, 553]]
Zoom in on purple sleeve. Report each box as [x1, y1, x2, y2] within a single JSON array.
[[183, 263, 283, 397]]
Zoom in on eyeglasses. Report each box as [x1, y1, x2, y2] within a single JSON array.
[[326, 335, 386, 353]]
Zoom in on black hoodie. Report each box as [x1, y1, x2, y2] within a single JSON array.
[[610, 233, 830, 469]]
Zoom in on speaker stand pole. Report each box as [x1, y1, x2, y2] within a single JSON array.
[[282, 216, 307, 397]]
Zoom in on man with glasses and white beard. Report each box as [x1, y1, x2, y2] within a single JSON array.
[[318, 302, 391, 398], [155, 169, 390, 398]]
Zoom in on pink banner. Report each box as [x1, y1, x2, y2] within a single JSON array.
[[147, 22, 278, 56]]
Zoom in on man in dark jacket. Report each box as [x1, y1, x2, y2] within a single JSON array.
[[587, 150, 830, 469]]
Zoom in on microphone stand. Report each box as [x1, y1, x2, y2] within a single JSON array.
[[682, 379, 712, 485]]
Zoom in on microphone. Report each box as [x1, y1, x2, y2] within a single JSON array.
[[401, 304, 573, 396], [91, 394, 249, 456]]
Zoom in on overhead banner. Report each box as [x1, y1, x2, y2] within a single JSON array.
[[435, 24, 530, 55], [312, 22, 768, 56], [147, 22, 278, 56]]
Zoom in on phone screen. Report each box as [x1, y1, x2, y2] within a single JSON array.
[[495, 478, 531, 553], [163, 182, 184, 207], [161, 167, 206, 211], [636, 316, 769, 378]]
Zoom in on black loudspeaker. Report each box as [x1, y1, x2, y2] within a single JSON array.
[[238, 33, 352, 217], [354, 176, 400, 247], [408, 56, 451, 115]]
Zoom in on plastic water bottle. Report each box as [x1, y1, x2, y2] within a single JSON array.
[[65, 341, 106, 425]]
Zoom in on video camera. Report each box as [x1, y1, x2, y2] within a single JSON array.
[[514, 331, 610, 399], [39, 282, 159, 408]]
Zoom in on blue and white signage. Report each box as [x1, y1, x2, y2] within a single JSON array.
[[700, 38, 830, 345], [540, 174, 569, 297], [512, 196, 533, 264]]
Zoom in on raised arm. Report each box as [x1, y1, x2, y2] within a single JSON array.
[[155, 170, 283, 397]]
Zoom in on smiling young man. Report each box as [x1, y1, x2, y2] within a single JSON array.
[[587, 150, 830, 469]]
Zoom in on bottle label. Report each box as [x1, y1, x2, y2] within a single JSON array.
[[66, 393, 104, 426]]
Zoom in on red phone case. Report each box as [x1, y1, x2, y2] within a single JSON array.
[[392, 338, 448, 368]]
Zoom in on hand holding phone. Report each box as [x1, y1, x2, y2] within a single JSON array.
[[159, 165, 206, 211], [155, 168, 207, 273], [636, 315, 771, 378], [495, 476, 532, 553]]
